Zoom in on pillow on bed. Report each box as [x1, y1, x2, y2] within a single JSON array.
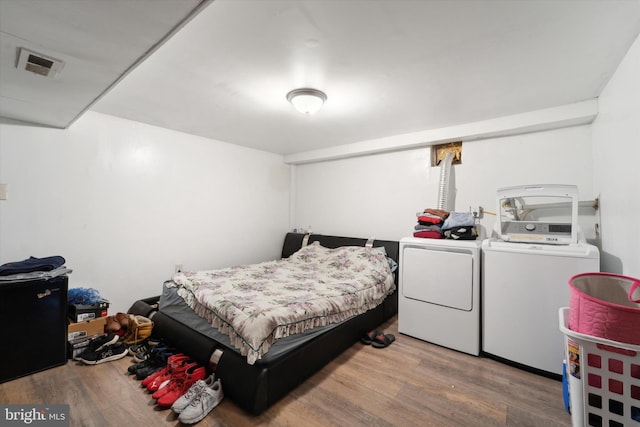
[[286, 241, 331, 262], [373, 246, 398, 273], [289, 241, 397, 273]]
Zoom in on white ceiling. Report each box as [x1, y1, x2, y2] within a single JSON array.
[[0, 0, 207, 127], [2, 1, 640, 156]]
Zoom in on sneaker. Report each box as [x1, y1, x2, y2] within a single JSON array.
[[178, 379, 223, 424], [151, 361, 200, 400], [80, 342, 128, 365], [140, 353, 188, 387], [156, 364, 207, 407], [127, 343, 147, 358], [171, 374, 215, 414], [73, 333, 119, 361], [129, 339, 163, 362], [134, 349, 177, 380], [127, 346, 175, 376], [122, 315, 154, 346], [144, 354, 191, 391]]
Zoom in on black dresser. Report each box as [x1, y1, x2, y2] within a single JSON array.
[[0, 275, 68, 383]]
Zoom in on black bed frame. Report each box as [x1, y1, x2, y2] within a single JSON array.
[[128, 232, 399, 415]]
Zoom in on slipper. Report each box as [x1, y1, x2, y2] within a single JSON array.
[[371, 332, 395, 349], [361, 330, 381, 345]]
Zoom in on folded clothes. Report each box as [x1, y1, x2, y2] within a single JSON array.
[[417, 215, 442, 224], [441, 212, 475, 230], [0, 266, 72, 282], [413, 230, 443, 239], [414, 223, 442, 231], [423, 208, 450, 219], [0, 255, 66, 276], [443, 226, 478, 240]]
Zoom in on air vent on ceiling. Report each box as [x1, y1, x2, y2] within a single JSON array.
[[16, 48, 64, 78]]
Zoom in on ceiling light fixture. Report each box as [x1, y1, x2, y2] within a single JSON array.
[[286, 88, 327, 115]]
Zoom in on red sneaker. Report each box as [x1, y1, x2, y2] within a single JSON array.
[[140, 353, 188, 387], [151, 360, 198, 398], [156, 364, 207, 407], [145, 355, 191, 391]]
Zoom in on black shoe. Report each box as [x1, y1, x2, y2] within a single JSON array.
[[134, 348, 176, 379], [127, 345, 174, 375], [135, 365, 163, 381], [74, 333, 119, 361], [80, 342, 128, 365], [126, 344, 166, 373], [129, 338, 162, 362]]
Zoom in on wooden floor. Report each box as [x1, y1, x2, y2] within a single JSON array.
[[0, 317, 572, 426]]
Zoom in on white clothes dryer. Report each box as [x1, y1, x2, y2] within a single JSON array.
[[398, 237, 482, 355]]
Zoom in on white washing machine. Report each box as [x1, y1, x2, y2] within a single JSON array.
[[482, 239, 600, 376], [398, 237, 482, 355]]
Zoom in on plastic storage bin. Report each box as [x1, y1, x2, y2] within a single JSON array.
[[569, 272, 640, 345], [559, 307, 640, 427]]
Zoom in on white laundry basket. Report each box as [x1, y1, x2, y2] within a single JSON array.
[[559, 307, 640, 427]]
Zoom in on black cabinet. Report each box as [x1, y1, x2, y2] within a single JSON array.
[[0, 275, 68, 383]]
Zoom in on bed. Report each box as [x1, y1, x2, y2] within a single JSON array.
[[127, 232, 399, 415]]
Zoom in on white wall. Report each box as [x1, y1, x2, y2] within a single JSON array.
[[1, 34, 636, 315], [293, 124, 595, 243], [0, 111, 290, 313], [592, 34, 640, 278], [294, 35, 640, 278]]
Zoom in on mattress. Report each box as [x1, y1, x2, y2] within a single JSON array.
[[159, 282, 340, 362]]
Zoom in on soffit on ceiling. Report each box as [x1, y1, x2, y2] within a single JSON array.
[[0, 0, 208, 128]]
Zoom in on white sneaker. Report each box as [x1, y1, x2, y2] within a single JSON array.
[[171, 374, 215, 414], [178, 378, 224, 424]]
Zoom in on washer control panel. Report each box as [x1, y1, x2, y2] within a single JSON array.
[[502, 221, 572, 244]]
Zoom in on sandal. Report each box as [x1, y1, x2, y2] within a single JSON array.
[[371, 332, 395, 348], [361, 330, 381, 345]]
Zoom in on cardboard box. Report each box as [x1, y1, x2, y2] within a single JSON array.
[[68, 301, 109, 322], [67, 317, 107, 341]]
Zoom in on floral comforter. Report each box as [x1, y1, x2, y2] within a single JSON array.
[[168, 242, 396, 365]]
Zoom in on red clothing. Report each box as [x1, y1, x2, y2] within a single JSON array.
[[417, 215, 442, 224], [413, 230, 442, 239]]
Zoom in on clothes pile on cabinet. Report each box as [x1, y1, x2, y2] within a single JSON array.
[[413, 209, 478, 240]]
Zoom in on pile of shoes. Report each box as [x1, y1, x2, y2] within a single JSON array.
[[73, 314, 154, 365], [128, 342, 175, 379], [127, 344, 224, 424], [77, 310, 224, 423]]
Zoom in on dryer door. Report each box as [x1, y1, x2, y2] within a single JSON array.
[[401, 245, 474, 311]]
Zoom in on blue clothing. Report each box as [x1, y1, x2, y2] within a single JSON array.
[[441, 212, 475, 230], [0, 256, 65, 276]]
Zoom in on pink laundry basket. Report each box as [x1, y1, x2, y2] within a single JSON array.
[[569, 272, 640, 345]]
